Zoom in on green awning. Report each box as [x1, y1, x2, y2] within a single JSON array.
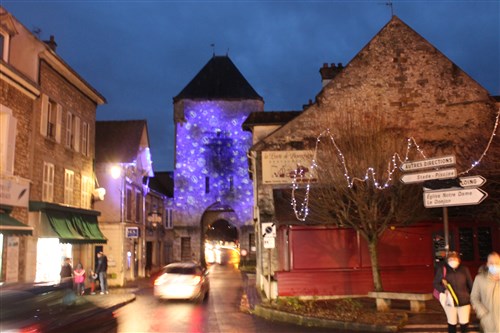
[[0, 213, 33, 236], [46, 210, 107, 244], [72, 214, 107, 243]]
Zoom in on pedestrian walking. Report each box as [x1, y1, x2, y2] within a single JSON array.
[[433, 251, 473, 333], [95, 252, 109, 294], [470, 251, 500, 333], [73, 263, 86, 295]]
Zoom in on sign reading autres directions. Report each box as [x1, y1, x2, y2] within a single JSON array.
[[400, 155, 456, 172]]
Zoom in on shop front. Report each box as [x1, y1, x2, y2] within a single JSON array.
[[27, 202, 107, 284]]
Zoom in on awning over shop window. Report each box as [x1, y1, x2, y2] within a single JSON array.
[[0, 213, 33, 236], [45, 210, 107, 244]]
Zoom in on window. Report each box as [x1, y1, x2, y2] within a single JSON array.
[[0, 33, 4, 62], [64, 169, 75, 206], [42, 162, 54, 202], [40, 95, 62, 142], [65, 112, 73, 148], [65, 112, 80, 151], [0, 105, 17, 175], [126, 188, 132, 221], [81, 175, 92, 209], [81, 121, 89, 156], [135, 191, 142, 223], [165, 208, 173, 229], [477, 227, 492, 261], [458, 228, 474, 261]]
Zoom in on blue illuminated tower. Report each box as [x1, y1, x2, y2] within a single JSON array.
[[172, 55, 263, 262]]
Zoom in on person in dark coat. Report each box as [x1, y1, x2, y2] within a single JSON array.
[[60, 257, 73, 286], [95, 252, 108, 294], [433, 251, 473, 333]]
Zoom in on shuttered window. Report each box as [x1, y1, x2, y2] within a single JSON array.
[[0, 105, 16, 175], [64, 169, 75, 206], [42, 162, 54, 202]]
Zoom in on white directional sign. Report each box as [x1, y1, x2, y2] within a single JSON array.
[[400, 168, 457, 184], [400, 155, 456, 172], [423, 188, 488, 208], [459, 175, 486, 188]]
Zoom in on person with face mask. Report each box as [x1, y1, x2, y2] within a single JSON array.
[[433, 251, 473, 333], [470, 251, 500, 333]]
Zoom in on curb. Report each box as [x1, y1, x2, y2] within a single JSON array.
[[252, 304, 403, 332], [107, 294, 137, 311]]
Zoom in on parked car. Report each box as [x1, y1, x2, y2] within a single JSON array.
[[0, 282, 117, 333], [154, 262, 209, 302]]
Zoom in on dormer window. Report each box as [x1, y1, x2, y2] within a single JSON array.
[[0, 12, 18, 62], [0, 33, 5, 61]]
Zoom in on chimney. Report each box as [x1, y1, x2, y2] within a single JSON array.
[[319, 62, 343, 87], [44, 35, 57, 52], [302, 99, 314, 110]]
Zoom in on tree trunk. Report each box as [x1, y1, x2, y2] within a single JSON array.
[[368, 239, 384, 292]]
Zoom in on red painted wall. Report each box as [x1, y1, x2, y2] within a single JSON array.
[[275, 222, 500, 296]]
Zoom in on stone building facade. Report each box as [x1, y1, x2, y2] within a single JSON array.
[[0, 6, 107, 283], [94, 120, 172, 286], [172, 56, 263, 264], [247, 16, 500, 297]]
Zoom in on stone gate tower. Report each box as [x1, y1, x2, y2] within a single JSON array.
[[172, 55, 263, 263]]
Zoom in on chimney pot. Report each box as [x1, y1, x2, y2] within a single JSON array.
[[44, 35, 58, 52]]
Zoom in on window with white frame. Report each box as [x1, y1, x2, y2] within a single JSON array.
[[64, 169, 75, 206], [0, 105, 17, 175], [65, 112, 80, 152], [42, 162, 55, 202], [81, 121, 90, 156], [81, 175, 92, 209], [40, 95, 62, 142]]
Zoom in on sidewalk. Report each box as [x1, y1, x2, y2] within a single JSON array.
[[76, 277, 152, 311], [241, 272, 481, 332]]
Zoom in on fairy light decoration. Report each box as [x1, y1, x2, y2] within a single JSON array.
[[291, 110, 500, 221]]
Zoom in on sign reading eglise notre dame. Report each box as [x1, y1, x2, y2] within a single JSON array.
[[262, 151, 316, 185]]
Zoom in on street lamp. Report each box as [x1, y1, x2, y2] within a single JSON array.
[[110, 165, 122, 179]]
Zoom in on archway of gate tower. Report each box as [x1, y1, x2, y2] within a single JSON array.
[[200, 202, 241, 266]]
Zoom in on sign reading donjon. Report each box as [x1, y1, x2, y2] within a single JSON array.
[[423, 188, 488, 208]]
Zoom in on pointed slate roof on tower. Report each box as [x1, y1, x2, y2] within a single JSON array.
[[173, 55, 263, 102]]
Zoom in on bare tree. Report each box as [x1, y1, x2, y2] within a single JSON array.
[[294, 114, 428, 292]]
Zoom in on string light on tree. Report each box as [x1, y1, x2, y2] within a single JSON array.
[[291, 109, 500, 222]]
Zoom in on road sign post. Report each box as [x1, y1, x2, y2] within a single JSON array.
[[400, 156, 488, 256]]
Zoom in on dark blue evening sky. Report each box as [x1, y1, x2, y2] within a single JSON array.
[[3, 1, 499, 171]]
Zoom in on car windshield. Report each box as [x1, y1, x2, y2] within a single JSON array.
[[165, 266, 198, 275]]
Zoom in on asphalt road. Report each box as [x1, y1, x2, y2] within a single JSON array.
[[115, 260, 341, 333]]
